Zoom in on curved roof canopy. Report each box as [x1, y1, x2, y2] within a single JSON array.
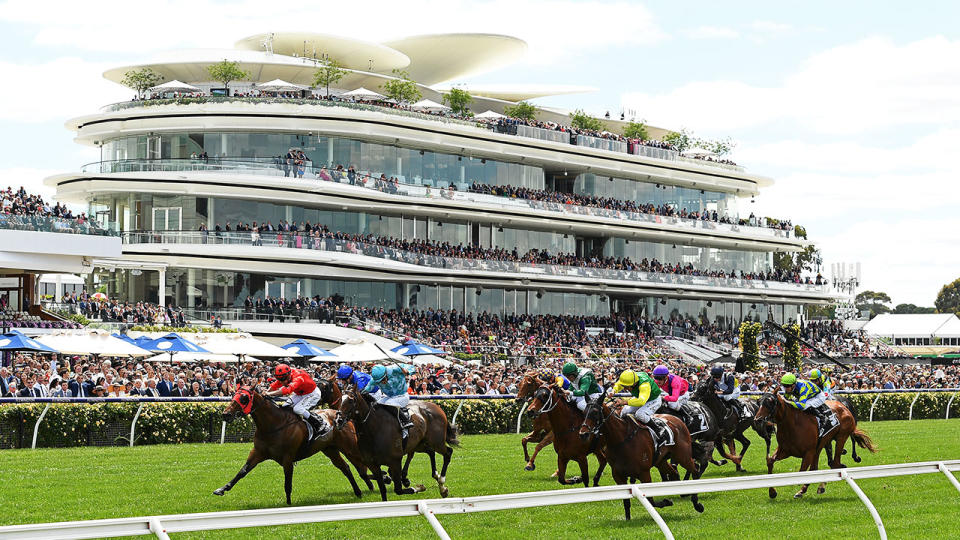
[[434, 83, 597, 102], [383, 33, 527, 85], [234, 32, 410, 73]]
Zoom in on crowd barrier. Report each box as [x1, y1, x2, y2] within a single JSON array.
[[3, 388, 959, 450], [1, 459, 957, 539]]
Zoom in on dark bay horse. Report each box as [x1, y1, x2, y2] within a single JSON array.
[[755, 392, 876, 499], [515, 371, 556, 473], [215, 386, 374, 505], [692, 378, 767, 471], [655, 400, 718, 478], [579, 396, 704, 519], [527, 384, 607, 487], [336, 385, 459, 501]]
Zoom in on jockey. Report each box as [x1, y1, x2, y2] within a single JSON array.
[[780, 373, 837, 437], [808, 368, 835, 399], [652, 365, 690, 422], [363, 363, 415, 447], [560, 362, 601, 411], [336, 364, 379, 397], [710, 365, 744, 419], [613, 369, 669, 445], [265, 363, 327, 437]]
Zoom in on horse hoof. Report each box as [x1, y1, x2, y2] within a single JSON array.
[[402, 478, 411, 488], [550, 470, 559, 478], [568, 476, 582, 484], [817, 486, 826, 495], [769, 488, 778, 499], [213, 488, 225, 496], [794, 491, 804, 499], [717, 460, 727, 466], [440, 487, 449, 498], [660, 499, 674, 508], [853, 456, 862, 463], [383, 475, 392, 485], [694, 502, 705, 513], [353, 489, 362, 498], [415, 484, 426, 493], [525, 464, 536, 471]]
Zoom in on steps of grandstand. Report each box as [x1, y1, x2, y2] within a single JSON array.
[[659, 337, 725, 364]]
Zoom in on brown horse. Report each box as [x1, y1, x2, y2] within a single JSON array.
[[579, 396, 704, 519], [215, 386, 374, 505], [514, 371, 556, 473], [755, 392, 876, 499], [336, 385, 459, 501], [527, 384, 607, 487]]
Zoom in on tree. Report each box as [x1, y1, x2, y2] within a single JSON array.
[[892, 303, 936, 314], [697, 136, 737, 156], [935, 277, 960, 314], [782, 323, 802, 372], [621, 121, 648, 140], [442, 88, 473, 116], [380, 69, 422, 105], [207, 60, 250, 95], [503, 101, 538, 122], [856, 290, 892, 319], [312, 58, 347, 98], [570, 109, 605, 132], [663, 129, 694, 152], [773, 245, 819, 273], [121, 68, 162, 99], [738, 321, 762, 372]]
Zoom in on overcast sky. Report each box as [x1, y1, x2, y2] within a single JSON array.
[[0, 0, 957, 306]]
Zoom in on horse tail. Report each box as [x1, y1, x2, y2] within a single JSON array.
[[446, 421, 462, 448], [851, 428, 877, 454]]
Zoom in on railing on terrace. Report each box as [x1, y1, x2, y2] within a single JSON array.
[[0, 213, 117, 236], [122, 230, 829, 295], [81, 157, 790, 240], [98, 96, 745, 173]]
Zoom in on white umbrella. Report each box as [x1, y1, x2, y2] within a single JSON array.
[[411, 99, 450, 112], [257, 79, 306, 92], [143, 351, 249, 363], [341, 87, 385, 100], [36, 330, 152, 356], [190, 333, 292, 358], [474, 110, 505, 119], [681, 147, 718, 157], [149, 80, 201, 93], [331, 339, 408, 363]]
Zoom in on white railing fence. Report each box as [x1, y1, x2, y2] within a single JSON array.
[[0, 460, 957, 540]]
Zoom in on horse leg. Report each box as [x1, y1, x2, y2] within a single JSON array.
[[591, 449, 607, 486], [527, 432, 554, 472], [282, 458, 295, 505], [672, 448, 704, 513], [391, 460, 424, 495], [767, 446, 788, 499], [832, 432, 850, 469], [214, 448, 265, 496], [400, 452, 414, 488], [641, 468, 672, 508], [556, 456, 573, 485], [437, 445, 453, 498], [373, 466, 388, 501], [734, 432, 751, 472], [427, 450, 449, 498], [715, 438, 741, 466], [342, 451, 375, 491], [522, 432, 534, 463], [575, 456, 589, 489], [322, 448, 363, 498], [612, 470, 631, 520], [794, 451, 816, 499]]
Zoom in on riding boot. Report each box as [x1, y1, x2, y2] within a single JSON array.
[[397, 407, 412, 451], [814, 405, 836, 437], [307, 414, 327, 439], [644, 418, 669, 448]]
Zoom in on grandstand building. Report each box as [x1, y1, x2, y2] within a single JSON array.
[[46, 32, 833, 328]]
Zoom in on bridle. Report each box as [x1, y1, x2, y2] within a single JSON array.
[[583, 397, 616, 438], [530, 385, 560, 415], [755, 393, 778, 423]]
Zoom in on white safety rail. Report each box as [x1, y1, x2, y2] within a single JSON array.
[[1, 460, 957, 540]]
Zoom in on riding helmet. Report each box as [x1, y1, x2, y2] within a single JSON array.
[[618, 370, 639, 387], [780, 373, 797, 385], [710, 366, 724, 378], [809, 368, 822, 379], [652, 365, 669, 377], [336, 364, 354, 379], [274, 363, 291, 379], [561, 362, 578, 377], [371, 364, 387, 381]]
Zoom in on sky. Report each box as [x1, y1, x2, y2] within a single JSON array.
[[0, 0, 957, 306]]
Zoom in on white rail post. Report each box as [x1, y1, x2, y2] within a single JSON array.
[[946, 392, 958, 420], [129, 403, 144, 447], [631, 485, 674, 540], [31, 403, 50, 449], [840, 470, 886, 540], [869, 394, 882, 422], [908, 393, 920, 421], [516, 402, 529, 434], [418, 503, 451, 540], [451, 401, 465, 426], [149, 517, 170, 540], [220, 420, 227, 444], [938, 462, 960, 493]]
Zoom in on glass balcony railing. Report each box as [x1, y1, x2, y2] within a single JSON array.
[[0, 213, 117, 236], [82, 158, 794, 241], [98, 97, 745, 172], [122, 230, 831, 295]]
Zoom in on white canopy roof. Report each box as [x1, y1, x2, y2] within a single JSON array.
[[37, 330, 152, 356], [143, 351, 250, 363], [863, 314, 960, 338], [148, 80, 200, 92], [128, 331, 291, 357], [411, 98, 449, 111], [341, 87, 385, 100], [330, 340, 401, 363], [257, 78, 306, 92], [474, 110, 505, 119]]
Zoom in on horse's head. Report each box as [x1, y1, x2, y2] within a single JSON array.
[[578, 394, 606, 440], [335, 383, 359, 429], [223, 386, 257, 423], [754, 392, 779, 423], [693, 377, 714, 400], [514, 372, 543, 404], [526, 384, 556, 419], [317, 376, 341, 407]]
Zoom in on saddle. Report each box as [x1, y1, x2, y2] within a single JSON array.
[[626, 416, 674, 449], [815, 407, 840, 438], [304, 412, 332, 443], [680, 402, 709, 435]]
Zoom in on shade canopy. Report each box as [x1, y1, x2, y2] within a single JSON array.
[[411, 98, 449, 111], [36, 330, 153, 356], [282, 339, 337, 358], [257, 78, 306, 92], [474, 110, 505, 119], [140, 333, 209, 354], [190, 333, 291, 357], [391, 339, 446, 357], [0, 330, 58, 353], [330, 339, 406, 363], [143, 351, 250, 363], [341, 87, 385, 100], [148, 79, 201, 93]]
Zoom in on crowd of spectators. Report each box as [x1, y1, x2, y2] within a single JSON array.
[[0, 186, 108, 235], [60, 292, 187, 326]]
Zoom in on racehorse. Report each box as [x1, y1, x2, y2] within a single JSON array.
[[215, 386, 374, 505], [336, 384, 459, 501], [514, 371, 556, 473], [654, 400, 718, 478], [691, 378, 768, 471], [316, 376, 343, 408], [526, 384, 607, 487], [755, 392, 876, 499], [579, 396, 704, 520]]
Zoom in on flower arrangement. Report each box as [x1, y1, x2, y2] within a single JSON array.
[[739, 321, 762, 371], [782, 323, 802, 372]]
